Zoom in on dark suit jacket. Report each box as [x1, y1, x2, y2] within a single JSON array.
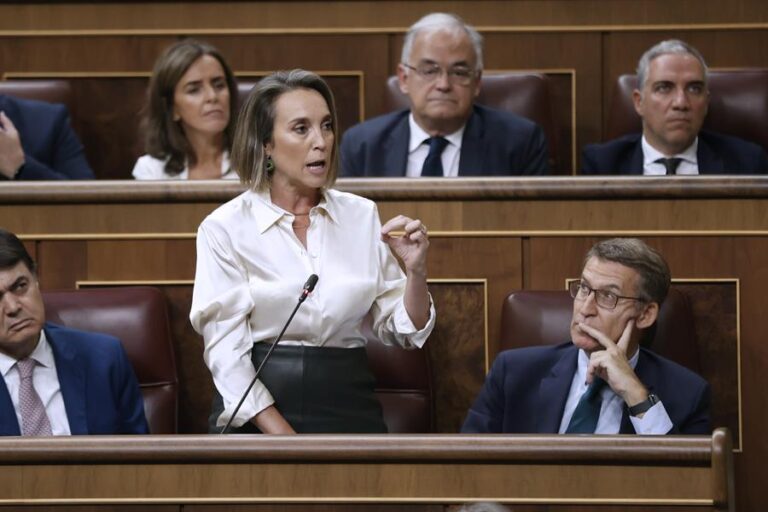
[[0, 323, 148, 435], [461, 342, 711, 434], [0, 94, 94, 180], [581, 131, 768, 175], [340, 104, 548, 177]]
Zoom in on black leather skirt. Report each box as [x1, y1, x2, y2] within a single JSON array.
[[210, 343, 387, 433]]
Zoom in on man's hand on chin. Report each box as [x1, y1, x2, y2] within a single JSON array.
[[577, 320, 649, 406]]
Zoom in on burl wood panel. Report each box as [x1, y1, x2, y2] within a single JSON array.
[[426, 282, 486, 433]]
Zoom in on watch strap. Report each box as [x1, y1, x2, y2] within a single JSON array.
[[628, 393, 659, 416]]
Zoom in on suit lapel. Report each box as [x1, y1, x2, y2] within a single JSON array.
[[624, 140, 645, 175], [382, 114, 410, 177], [458, 109, 483, 176], [536, 346, 578, 433], [46, 325, 88, 434], [0, 372, 21, 435], [696, 137, 724, 174]]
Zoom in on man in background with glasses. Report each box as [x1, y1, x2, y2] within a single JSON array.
[[340, 12, 548, 177], [462, 238, 710, 434]]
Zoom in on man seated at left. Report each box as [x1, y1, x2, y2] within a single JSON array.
[[0, 228, 147, 435]]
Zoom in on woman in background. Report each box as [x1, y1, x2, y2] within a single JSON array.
[[133, 39, 238, 180], [190, 69, 434, 434]]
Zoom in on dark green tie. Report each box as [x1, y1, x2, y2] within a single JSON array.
[[565, 377, 607, 433]]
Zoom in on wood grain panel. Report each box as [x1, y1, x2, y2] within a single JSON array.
[[1, 0, 766, 31], [85, 240, 196, 281], [426, 282, 486, 433]]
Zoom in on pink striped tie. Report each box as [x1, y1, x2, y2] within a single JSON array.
[[17, 358, 53, 436]]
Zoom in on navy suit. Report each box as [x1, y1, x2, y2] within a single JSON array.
[[0, 323, 148, 435], [581, 131, 768, 174], [340, 105, 548, 177], [0, 94, 94, 180], [462, 343, 710, 434]]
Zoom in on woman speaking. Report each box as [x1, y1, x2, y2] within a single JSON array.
[[190, 69, 435, 433]]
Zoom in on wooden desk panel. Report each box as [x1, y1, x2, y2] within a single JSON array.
[[0, 432, 733, 510]]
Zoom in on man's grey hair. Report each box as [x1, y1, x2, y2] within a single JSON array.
[[636, 39, 709, 91], [401, 12, 484, 71]]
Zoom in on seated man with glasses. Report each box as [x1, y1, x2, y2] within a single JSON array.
[[462, 238, 710, 434], [340, 12, 548, 177]]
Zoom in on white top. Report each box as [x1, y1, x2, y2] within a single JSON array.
[[642, 136, 699, 175], [406, 113, 464, 177], [0, 330, 72, 435], [132, 152, 237, 180], [558, 348, 673, 434], [190, 188, 436, 428]]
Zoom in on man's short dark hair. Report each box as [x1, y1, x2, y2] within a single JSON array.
[[585, 238, 670, 305], [0, 228, 36, 274]]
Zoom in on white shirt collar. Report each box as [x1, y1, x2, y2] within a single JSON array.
[[642, 136, 699, 167], [0, 330, 53, 377], [246, 188, 337, 234], [407, 113, 465, 153]]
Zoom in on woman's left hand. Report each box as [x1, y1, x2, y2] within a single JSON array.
[[381, 215, 429, 275]]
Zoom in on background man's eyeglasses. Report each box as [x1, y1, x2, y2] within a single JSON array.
[[402, 63, 477, 86]]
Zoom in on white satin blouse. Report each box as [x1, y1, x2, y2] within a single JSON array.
[[190, 188, 435, 428]]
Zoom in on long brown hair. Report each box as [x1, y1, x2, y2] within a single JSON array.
[[141, 39, 238, 176]]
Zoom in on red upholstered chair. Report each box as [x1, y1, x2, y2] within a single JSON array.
[[384, 73, 560, 170], [605, 69, 768, 152], [0, 79, 73, 109], [499, 288, 701, 375], [42, 287, 179, 434], [361, 316, 434, 433], [366, 340, 434, 433]]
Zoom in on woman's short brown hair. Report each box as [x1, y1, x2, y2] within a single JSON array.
[[142, 39, 238, 176], [231, 69, 339, 191]]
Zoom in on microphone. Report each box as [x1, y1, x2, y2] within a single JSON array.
[[221, 274, 319, 434]]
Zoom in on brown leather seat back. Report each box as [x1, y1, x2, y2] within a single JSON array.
[[606, 69, 768, 152], [361, 315, 433, 432], [384, 73, 559, 169], [500, 288, 701, 375], [42, 287, 179, 434], [0, 79, 73, 109]]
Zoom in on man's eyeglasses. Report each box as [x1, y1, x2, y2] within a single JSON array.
[[569, 281, 646, 310], [402, 63, 477, 86]]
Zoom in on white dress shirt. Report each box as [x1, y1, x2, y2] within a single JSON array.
[[0, 330, 71, 435], [132, 152, 237, 180], [642, 136, 699, 175], [190, 188, 436, 427], [558, 348, 673, 434], [406, 114, 465, 177]]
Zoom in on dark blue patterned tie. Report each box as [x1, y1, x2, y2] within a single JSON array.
[[565, 377, 607, 433], [420, 137, 449, 177]]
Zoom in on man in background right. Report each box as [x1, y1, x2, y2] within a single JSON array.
[[582, 39, 768, 175]]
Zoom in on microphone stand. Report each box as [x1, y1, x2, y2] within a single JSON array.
[[221, 274, 318, 434]]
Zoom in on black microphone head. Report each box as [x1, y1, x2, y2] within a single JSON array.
[[304, 274, 319, 293]]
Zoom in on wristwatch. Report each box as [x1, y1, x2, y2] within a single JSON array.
[[628, 393, 660, 416]]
